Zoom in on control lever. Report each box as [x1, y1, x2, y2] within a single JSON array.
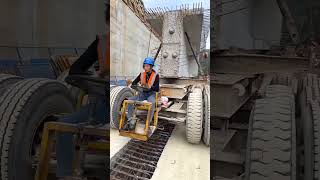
[[131, 84, 150, 92]]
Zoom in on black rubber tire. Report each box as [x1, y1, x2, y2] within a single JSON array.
[[271, 73, 298, 95], [110, 86, 134, 129], [310, 100, 320, 180], [300, 73, 320, 180], [110, 85, 116, 91], [0, 74, 23, 95], [245, 92, 296, 180], [303, 74, 320, 102], [265, 85, 294, 99], [303, 73, 319, 89], [202, 86, 210, 146], [299, 86, 314, 180], [65, 89, 84, 108], [0, 79, 75, 180], [186, 88, 203, 144], [56, 70, 85, 107], [272, 73, 293, 85]]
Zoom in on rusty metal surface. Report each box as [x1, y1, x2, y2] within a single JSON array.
[[35, 122, 108, 180], [110, 121, 175, 180], [160, 78, 208, 88], [212, 85, 250, 119], [212, 54, 308, 74], [157, 115, 186, 123], [164, 102, 186, 114], [160, 84, 189, 99], [211, 74, 252, 85], [212, 77, 261, 118]]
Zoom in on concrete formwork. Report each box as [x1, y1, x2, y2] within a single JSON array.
[[110, 1, 208, 79], [110, 0, 161, 80], [160, 11, 189, 77], [147, 9, 208, 78]]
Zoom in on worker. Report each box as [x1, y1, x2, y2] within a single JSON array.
[[55, 1, 109, 180], [124, 57, 160, 130]]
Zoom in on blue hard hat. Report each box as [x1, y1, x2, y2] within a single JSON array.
[[143, 57, 155, 66]]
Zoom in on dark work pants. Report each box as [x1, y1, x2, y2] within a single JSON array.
[[127, 91, 156, 121], [56, 99, 107, 177]]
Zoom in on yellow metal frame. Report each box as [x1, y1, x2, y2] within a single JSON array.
[[119, 92, 160, 141], [34, 122, 109, 180], [76, 90, 87, 109]]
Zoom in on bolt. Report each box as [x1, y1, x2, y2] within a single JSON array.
[[163, 52, 168, 58], [172, 52, 178, 58], [169, 28, 175, 34]]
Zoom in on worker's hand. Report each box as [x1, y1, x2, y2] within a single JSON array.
[[143, 84, 151, 90], [97, 69, 107, 78], [126, 79, 133, 86], [130, 84, 137, 89]]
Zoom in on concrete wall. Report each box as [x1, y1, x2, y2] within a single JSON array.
[[216, 0, 282, 49], [160, 12, 190, 78], [0, 0, 105, 48], [110, 0, 161, 79]]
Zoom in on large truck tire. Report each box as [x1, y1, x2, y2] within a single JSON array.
[[110, 85, 116, 90], [272, 73, 294, 85], [245, 92, 296, 180], [265, 85, 295, 99], [0, 74, 23, 95], [271, 73, 298, 95], [298, 73, 320, 180], [186, 88, 203, 144], [303, 74, 320, 102], [303, 73, 320, 89], [57, 70, 85, 107], [0, 79, 75, 180], [299, 73, 320, 180], [301, 86, 316, 180], [110, 86, 133, 129], [310, 100, 320, 180], [202, 86, 210, 146]]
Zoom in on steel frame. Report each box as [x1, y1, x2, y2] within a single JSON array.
[[34, 122, 108, 180], [119, 92, 160, 141]]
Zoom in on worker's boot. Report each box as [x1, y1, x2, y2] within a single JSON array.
[[123, 117, 137, 131], [128, 118, 137, 130]]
